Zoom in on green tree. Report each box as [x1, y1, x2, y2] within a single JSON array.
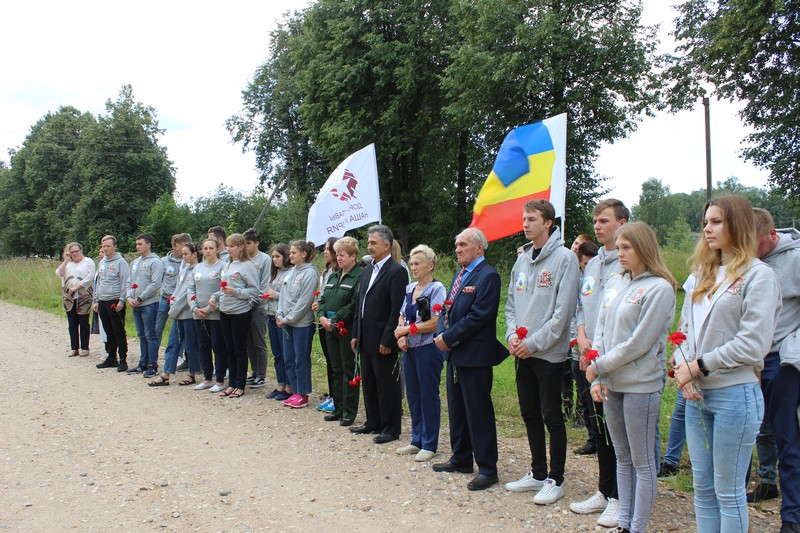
[[669, 0, 800, 195], [72, 85, 175, 250], [138, 193, 195, 253]]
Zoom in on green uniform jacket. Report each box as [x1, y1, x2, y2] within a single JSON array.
[[317, 265, 362, 327]]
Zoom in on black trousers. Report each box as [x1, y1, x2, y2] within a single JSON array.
[[97, 300, 127, 360], [588, 399, 618, 499], [361, 348, 402, 437], [66, 304, 90, 350], [220, 310, 252, 390]]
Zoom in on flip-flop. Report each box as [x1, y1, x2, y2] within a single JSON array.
[[228, 389, 244, 398], [178, 376, 197, 386], [219, 388, 234, 397]]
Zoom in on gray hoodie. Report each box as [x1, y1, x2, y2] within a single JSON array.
[[127, 253, 163, 306], [592, 272, 676, 393], [95, 253, 130, 306], [188, 259, 225, 320], [277, 262, 318, 327], [681, 260, 781, 390], [250, 251, 273, 309], [168, 263, 195, 320], [266, 268, 290, 316], [214, 260, 259, 315], [161, 253, 183, 297], [576, 247, 621, 339], [504, 227, 580, 363], [762, 229, 800, 353]]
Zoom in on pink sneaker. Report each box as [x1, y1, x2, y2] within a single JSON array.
[[290, 394, 309, 409], [283, 393, 299, 406]]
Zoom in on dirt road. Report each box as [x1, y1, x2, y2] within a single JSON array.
[[0, 301, 780, 531]]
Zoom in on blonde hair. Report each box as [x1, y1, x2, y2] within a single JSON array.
[[691, 195, 756, 302], [333, 236, 359, 256], [615, 222, 678, 291], [226, 233, 252, 260], [409, 244, 436, 267]]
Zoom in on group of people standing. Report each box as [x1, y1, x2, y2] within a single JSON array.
[[56, 193, 799, 533]]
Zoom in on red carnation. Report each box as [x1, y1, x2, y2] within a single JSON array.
[[131, 283, 139, 289], [409, 323, 419, 335], [668, 369, 676, 378], [336, 321, 345, 330], [169, 296, 175, 302], [443, 300, 453, 306], [338, 327, 348, 337], [261, 293, 270, 300], [668, 331, 687, 346], [111, 303, 117, 311], [348, 379, 357, 387], [220, 281, 228, 288], [355, 375, 362, 384], [585, 349, 600, 363], [432, 304, 443, 313], [191, 295, 197, 301], [516, 326, 528, 339], [569, 339, 578, 349], [313, 290, 320, 297]]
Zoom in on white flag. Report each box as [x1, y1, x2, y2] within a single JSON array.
[[305, 143, 381, 244]]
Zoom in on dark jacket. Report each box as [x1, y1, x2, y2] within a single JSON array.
[[352, 257, 407, 353], [317, 265, 362, 327]]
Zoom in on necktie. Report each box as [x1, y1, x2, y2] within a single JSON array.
[[449, 268, 467, 300]]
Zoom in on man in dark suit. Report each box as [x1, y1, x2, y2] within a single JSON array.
[[350, 225, 408, 444], [433, 227, 509, 491]]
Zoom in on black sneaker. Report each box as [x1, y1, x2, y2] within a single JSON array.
[[250, 377, 266, 388], [96, 358, 118, 369], [747, 483, 779, 503], [657, 462, 679, 479], [246, 375, 256, 384], [574, 442, 597, 455], [780, 521, 800, 533], [143, 366, 158, 378], [117, 361, 129, 372], [126, 364, 145, 375]]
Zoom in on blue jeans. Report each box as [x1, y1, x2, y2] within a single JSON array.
[[282, 324, 314, 395], [164, 319, 197, 374], [132, 302, 159, 367], [686, 382, 763, 533], [155, 296, 171, 346], [267, 315, 286, 386], [755, 352, 780, 485], [663, 388, 687, 468]]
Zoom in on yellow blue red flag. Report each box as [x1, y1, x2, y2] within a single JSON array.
[[470, 113, 567, 241]]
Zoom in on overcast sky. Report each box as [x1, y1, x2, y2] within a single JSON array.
[[1, 1, 769, 212]]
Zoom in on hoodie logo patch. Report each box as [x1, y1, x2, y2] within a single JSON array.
[[625, 287, 644, 305], [581, 276, 595, 296], [165, 266, 175, 276], [515, 272, 526, 291], [602, 288, 618, 309], [537, 269, 553, 288], [194, 272, 202, 281], [726, 277, 744, 296], [232, 272, 240, 281]]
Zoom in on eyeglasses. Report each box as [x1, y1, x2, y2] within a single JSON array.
[[69, 250, 80, 254]]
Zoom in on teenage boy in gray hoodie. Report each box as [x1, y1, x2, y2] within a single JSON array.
[[569, 199, 628, 529], [753, 209, 800, 530], [244, 228, 272, 388], [94, 235, 131, 371], [504, 200, 580, 505], [126, 234, 164, 377]]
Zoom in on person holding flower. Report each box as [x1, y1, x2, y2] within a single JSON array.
[[209, 234, 260, 398], [674, 195, 780, 533], [314, 237, 339, 412], [317, 237, 362, 425], [125, 233, 164, 377], [263, 244, 292, 400], [276, 240, 319, 409], [584, 222, 677, 533], [188, 238, 228, 392], [149, 242, 200, 387], [503, 200, 580, 504], [394, 244, 447, 462]]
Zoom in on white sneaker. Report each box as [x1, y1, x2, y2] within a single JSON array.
[[533, 478, 565, 505], [597, 498, 620, 527], [209, 384, 225, 393], [396, 444, 421, 455], [195, 381, 214, 390], [505, 471, 545, 492], [569, 490, 608, 514], [415, 450, 435, 462]]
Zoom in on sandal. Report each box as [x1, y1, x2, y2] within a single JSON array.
[[228, 388, 244, 398], [219, 387, 235, 397], [148, 375, 170, 387], [178, 376, 197, 386]]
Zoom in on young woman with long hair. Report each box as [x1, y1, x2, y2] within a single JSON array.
[[675, 195, 780, 533], [264, 243, 292, 400]]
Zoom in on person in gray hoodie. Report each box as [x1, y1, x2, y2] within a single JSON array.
[[674, 195, 781, 533], [753, 209, 800, 532], [94, 235, 131, 371], [155, 233, 191, 377], [585, 222, 677, 533], [276, 240, 319, 409], [125, 234, 164, 377], [504, 199, 580, 505], [244, 228, 272, 389], [210, 234, 260, 398]]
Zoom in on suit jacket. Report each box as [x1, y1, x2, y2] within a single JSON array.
[[352, 256, 408, 353], [437, 260, 509, 367]]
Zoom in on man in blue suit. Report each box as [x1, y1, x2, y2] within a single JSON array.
[[433, 227, 509, 490]]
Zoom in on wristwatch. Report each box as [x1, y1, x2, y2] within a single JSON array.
[[696, 358, 710, 377], [137, 296, 143, 303]]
